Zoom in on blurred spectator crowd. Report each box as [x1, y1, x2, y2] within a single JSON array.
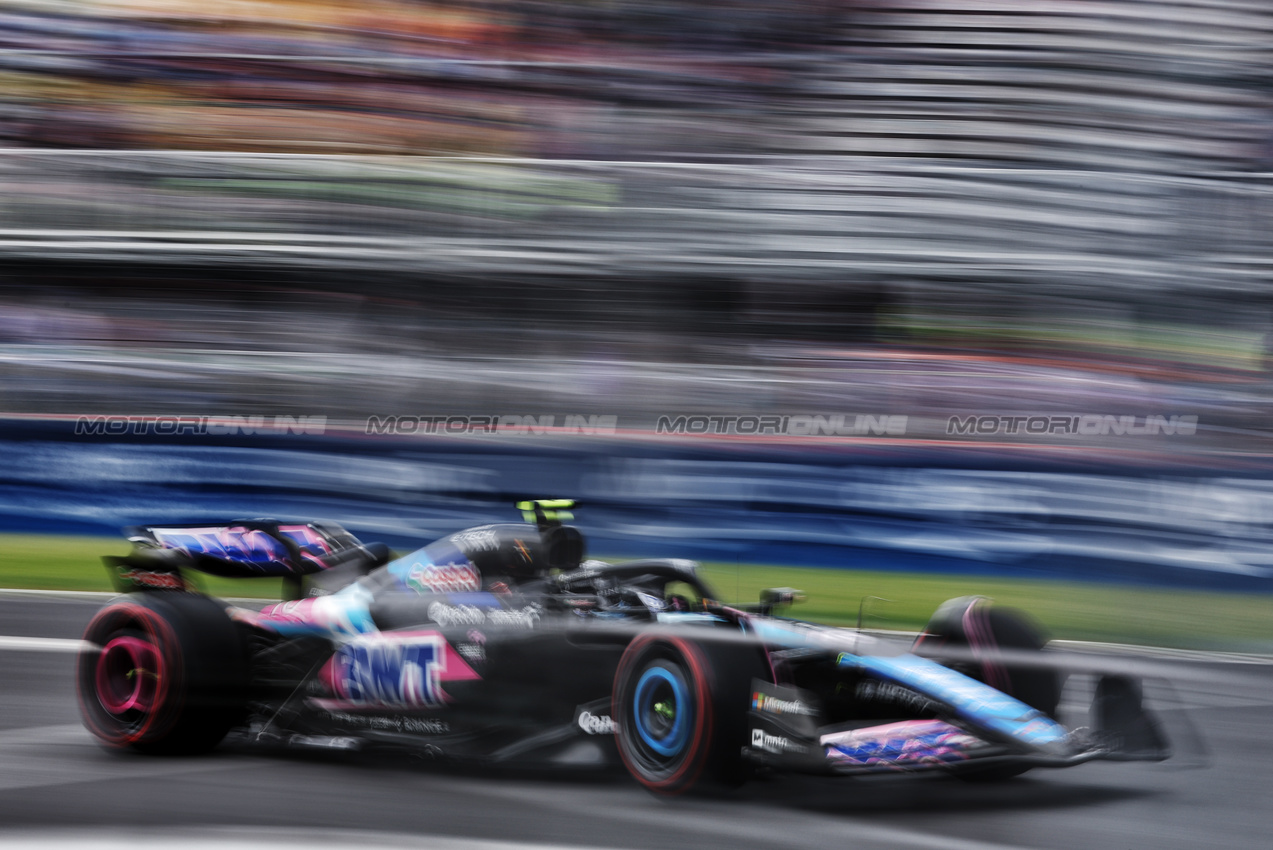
[[2, 0, 1269, 169], [0, 0, 831, 157], [3, 0, 1273, 427]]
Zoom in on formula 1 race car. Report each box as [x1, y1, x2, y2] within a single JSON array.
[[77, 500, 1170, 793]]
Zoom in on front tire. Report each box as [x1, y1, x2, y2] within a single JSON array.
[[78, 593, 248, 755], [915, 596, 1061, 781], [612, 633, 767, 795]]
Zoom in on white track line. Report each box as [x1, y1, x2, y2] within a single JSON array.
[[0, 636, 89, 653], [0, 725, 89, 746], [0, 832, 611, 850], [0, 589, 115, 601], [0, 827, 1033, 850], [1050, 639, 1273, 665]]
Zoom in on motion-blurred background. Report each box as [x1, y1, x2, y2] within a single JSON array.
[[2, 0, 1272, 647]]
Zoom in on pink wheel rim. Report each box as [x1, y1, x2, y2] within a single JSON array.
[[95, 636, 161, 715]]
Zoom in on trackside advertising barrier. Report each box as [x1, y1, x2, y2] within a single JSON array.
[[2, 416, 1272, 592]]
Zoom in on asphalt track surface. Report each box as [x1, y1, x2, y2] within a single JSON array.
[[1, 592, 1270, 850]]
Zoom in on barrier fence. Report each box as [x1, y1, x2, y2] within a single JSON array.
[[2, 419, 1272, 593]]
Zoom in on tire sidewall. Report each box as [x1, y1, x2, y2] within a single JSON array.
[[77, 593, 246, 754], [78, 600, 184, 748], [612, 634, 714, 794]]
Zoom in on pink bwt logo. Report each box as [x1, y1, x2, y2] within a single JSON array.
[[330, 636, 445, 707]]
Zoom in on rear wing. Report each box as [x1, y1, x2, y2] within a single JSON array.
[[106, 519, 389, 594]]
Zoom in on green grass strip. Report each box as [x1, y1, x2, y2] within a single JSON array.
[[3, 534, 1268, 651], [0, 534, 284, 601], [697, 562, 1273, 652]]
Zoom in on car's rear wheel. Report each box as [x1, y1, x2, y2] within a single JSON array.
[[612, 633, 768, 795], [78, 593, 248, 755]]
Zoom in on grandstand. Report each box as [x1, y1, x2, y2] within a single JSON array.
[[1, 0, 1271, 404]]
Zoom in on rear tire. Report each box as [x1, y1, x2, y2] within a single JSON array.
[[78, 593, 248, 755], [612, 633, 768, 795]]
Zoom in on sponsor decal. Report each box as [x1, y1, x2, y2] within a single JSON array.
[[117, 568, 184, 590], [287, 735, 361, 750], [450, 529, 501, 553], [324, 631, 480, 708], [332, 636, 444, 707], [455, 642, 486, 665], [428, 602, 486, 627], [324, 710, 450, 735], [577, 710, 617, 735], [487, 605, 541, 628], [428, 602, 540, 629], [855, 680, 942, 715], [751, 691, 814, 717], [750, 728, 809, 755], [456, 629, 487, 664], [407, 562, 481, 594]]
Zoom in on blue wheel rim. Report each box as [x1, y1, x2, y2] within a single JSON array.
[[633, 665, 688, 757]]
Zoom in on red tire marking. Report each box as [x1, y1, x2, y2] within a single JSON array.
[[613, 634, 715, 795], [77, 602, 180, 747]]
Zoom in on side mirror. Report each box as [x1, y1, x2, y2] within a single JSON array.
[[758, 587, 805, 615]]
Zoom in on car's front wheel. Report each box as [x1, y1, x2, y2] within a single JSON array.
[[612, 633, 767, 795], [916, 596, 1061, 781]]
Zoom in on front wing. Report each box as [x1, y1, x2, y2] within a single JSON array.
[[743, 673, 1171, 777]]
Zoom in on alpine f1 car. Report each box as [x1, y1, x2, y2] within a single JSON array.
[[78, 500, 1170, 793]]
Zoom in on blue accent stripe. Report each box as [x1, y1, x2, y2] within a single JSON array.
[[842, 652, 1069, 752]]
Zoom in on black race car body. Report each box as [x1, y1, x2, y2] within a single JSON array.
[[78, 502, 1170, 793]]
